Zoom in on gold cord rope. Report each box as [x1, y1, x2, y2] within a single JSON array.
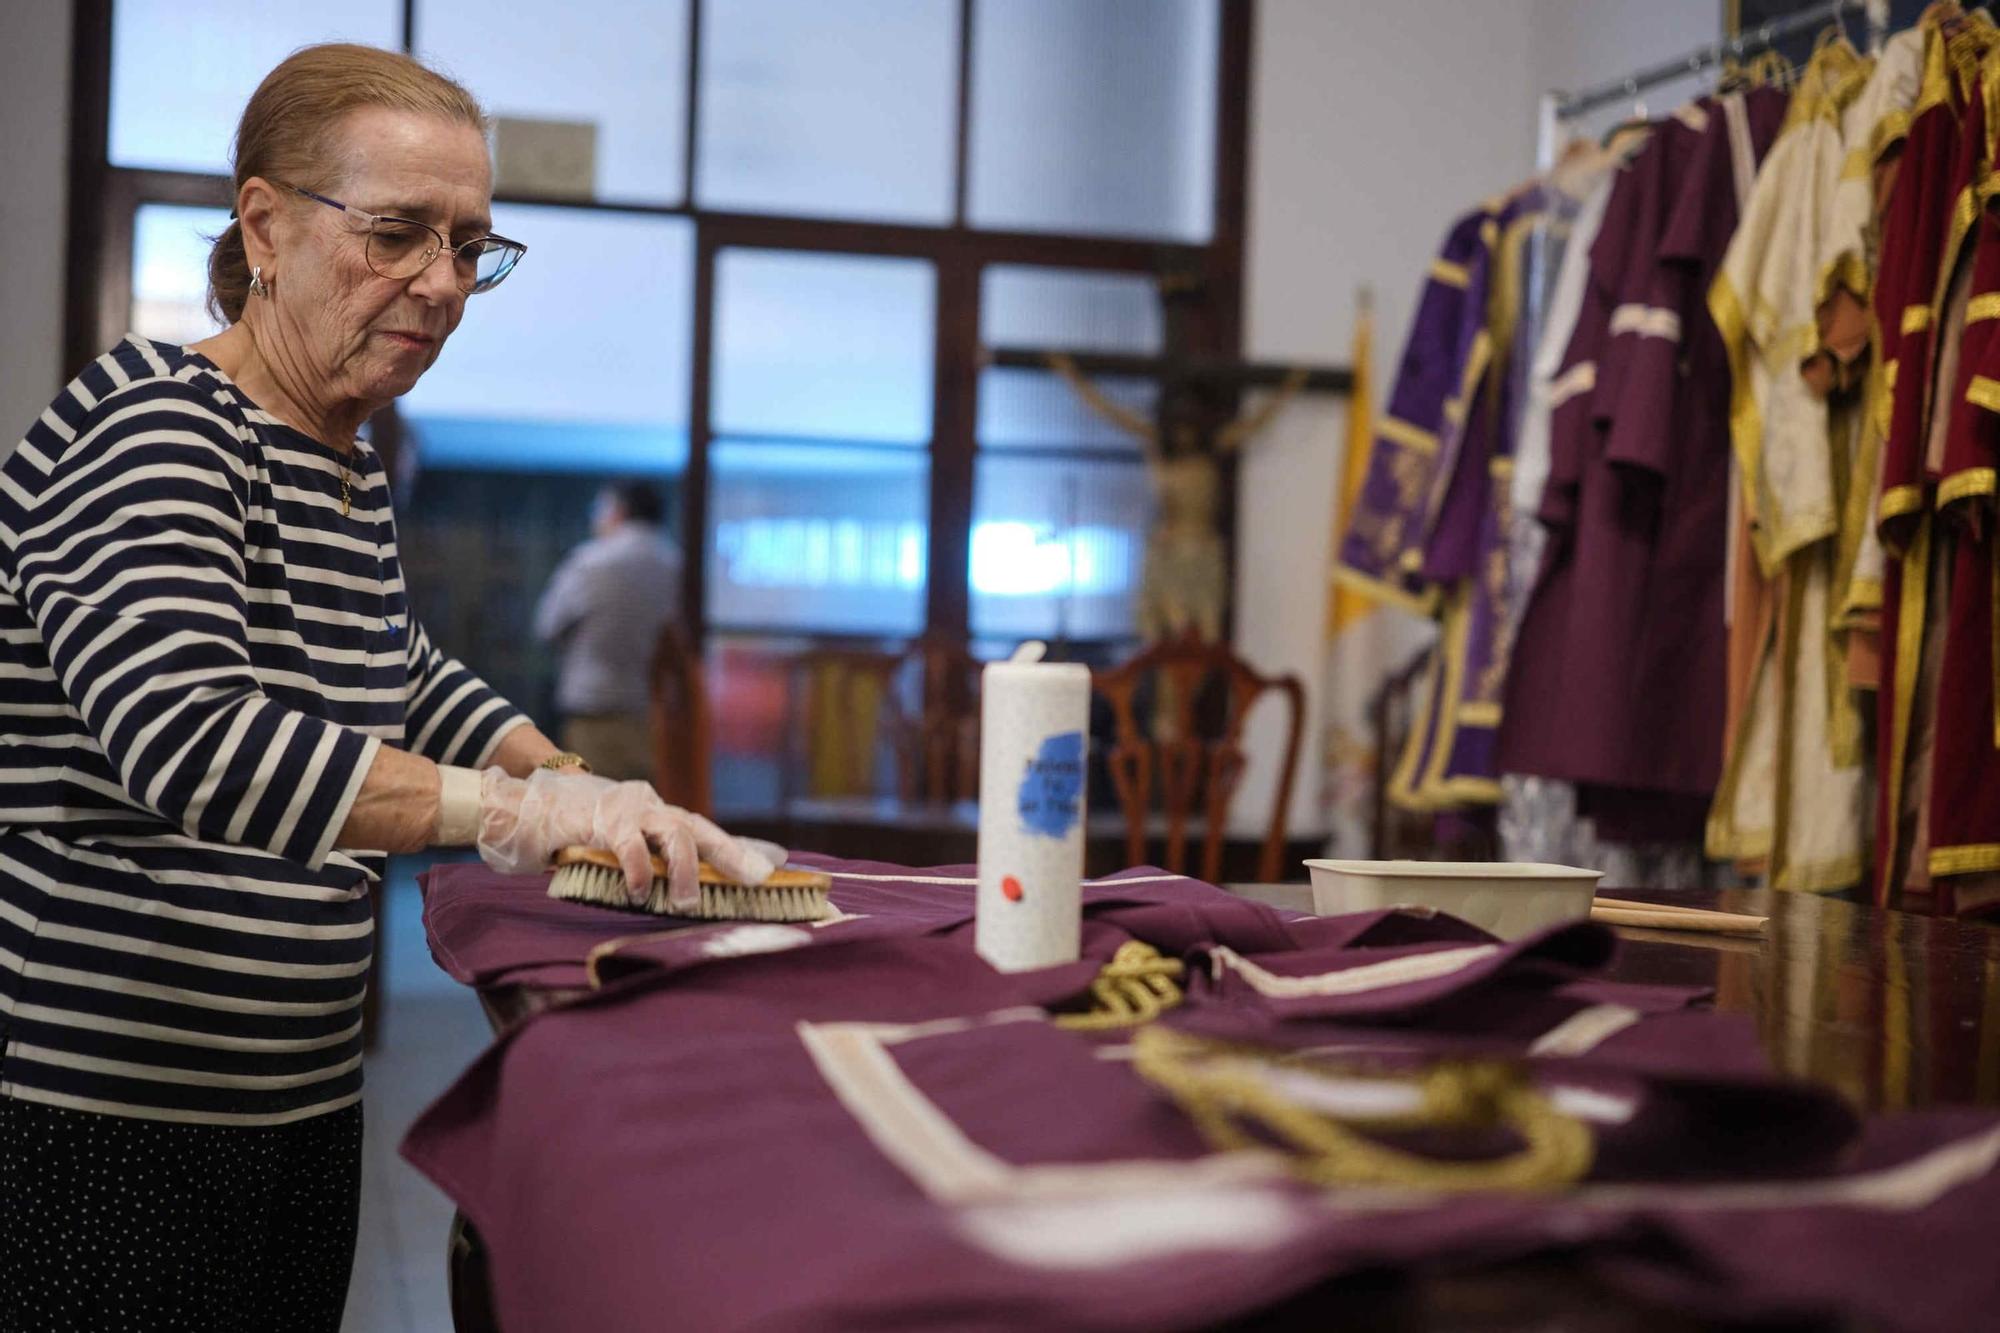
[[1129, 1026, 1594, 1193], [1054, 941, 1186, 1031]]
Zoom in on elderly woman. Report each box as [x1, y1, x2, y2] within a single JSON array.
[[0, 43, 769, 1331]]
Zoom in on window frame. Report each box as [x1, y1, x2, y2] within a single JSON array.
[[63, 0, 1255, 655]]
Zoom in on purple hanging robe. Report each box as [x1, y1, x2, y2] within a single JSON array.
[[1400, 187, 1551, 807], [1500, 90, 1787, 842], [1335, 203, 1502, 616]]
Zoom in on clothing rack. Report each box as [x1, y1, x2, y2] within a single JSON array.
[[1555, 0, 1890, 120], [1535, 0, 1889, 168]]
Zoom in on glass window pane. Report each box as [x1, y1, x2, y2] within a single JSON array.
[[979, 265, 1161, 450], [713, 249, 935, 444], [130, 204, 232, 347], [111, 1, 402, 174], [971, 455, 1150, 641], [400, 204, 693, 475], [983, 265, 1163, 351], [967, 0, 1218, 242], [697, 0, 957, 223], [417, 0, 690, 204], [709, 441, 927, 635]]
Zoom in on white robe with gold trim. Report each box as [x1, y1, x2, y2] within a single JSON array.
[[1707, 47, 1871, 892]]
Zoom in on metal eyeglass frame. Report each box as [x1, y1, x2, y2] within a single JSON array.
[[278, 181, 527, 294]]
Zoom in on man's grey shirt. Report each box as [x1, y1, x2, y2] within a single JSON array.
[[534, 522, 683, 715]]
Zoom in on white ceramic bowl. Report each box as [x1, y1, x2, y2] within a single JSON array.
[[1302, 859, 1603, 939]]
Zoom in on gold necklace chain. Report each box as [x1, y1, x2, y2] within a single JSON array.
[[340, 456, 352, 517]]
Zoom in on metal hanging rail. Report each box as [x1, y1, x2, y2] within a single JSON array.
[[1550, 0, 1890, 121]]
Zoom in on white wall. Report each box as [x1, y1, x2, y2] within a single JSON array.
[[1532, 0, 1723, 142], [0, 0, 73, 456], [1233, 0, 1720, 844]]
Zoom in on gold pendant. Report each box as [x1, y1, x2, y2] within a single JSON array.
[[341, 473, 351, 517]]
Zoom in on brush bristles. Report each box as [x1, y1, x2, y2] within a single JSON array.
[[548, 862, 832, 922]]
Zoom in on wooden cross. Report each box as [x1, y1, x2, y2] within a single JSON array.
[[980, 262, 1351, 461], [979, 261, 1352, 643]]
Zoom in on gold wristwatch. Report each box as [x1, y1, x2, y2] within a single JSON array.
[[538, 751, 592, 774]]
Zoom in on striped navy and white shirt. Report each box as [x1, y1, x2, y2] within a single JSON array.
[[0, 336, 527, 1124]]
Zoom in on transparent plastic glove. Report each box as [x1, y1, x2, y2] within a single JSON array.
[[739, 837, 790, 869], [475, 769, 776, 910]]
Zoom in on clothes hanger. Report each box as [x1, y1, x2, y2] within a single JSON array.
[[1714, 47, 1752, 93], [1757, 48, 1797, 88], [1598, 78, 1652, 147]]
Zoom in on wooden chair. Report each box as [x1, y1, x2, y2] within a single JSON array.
[[649, 624, 713, 816], [1092, 630, 1305, 884]]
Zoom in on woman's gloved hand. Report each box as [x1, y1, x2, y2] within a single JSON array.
[[475, 768, 776, 911]]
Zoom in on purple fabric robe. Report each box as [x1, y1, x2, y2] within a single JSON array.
[[404, 855, 2000, 1333], [1336, 204, 1501, 614], [1499, 91, 1787, 842], [1402, 188, 1552, 804]]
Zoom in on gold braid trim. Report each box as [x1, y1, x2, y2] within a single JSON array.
[[1915, 25, 1956, 118], [1429, 258, 1470, 289], [1415, 584, 1498, 809], [1129, 1027, 1594, 1193], [1869, 107, 1914, 166], [1387, 641, 1444, 810], [1929, 842, 2000, 877], [1937, 467, 1997, 509], [1378, 415, 1440, 455], [1816, 249, 1871, 311], [1711, 273, 1770, 560], [1329, 563, 1441, 618], [1880, 483, 1928, 528], [1968, 375, 2000, 413], [1782, 40, 1867, 132], [1774, 851, 1865, 895], [1881, 518, 1932, 906], [1053, 942, 1186, 1032]]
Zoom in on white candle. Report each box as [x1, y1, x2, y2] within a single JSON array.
[[976, 642, 1091, 972]]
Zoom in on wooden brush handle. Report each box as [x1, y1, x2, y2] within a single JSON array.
[[550, 845, 832, 890], [555, 845, 666, 875]]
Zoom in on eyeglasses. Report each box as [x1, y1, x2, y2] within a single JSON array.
[[278, 182, 526, 294]]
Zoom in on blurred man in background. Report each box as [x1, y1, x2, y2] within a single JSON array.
[[535, 479, 683, 781]]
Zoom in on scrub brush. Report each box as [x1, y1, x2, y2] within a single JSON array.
[[548, 846, 835, 922]]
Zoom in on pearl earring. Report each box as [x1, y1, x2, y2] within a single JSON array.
[[249, 266, 268, 299]]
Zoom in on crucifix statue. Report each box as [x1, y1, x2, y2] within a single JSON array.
[[982, 263, 1350, 644]]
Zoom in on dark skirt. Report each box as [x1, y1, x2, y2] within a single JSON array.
[[0, 1094, 362, 1333]]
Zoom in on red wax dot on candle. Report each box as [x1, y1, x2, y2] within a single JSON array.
[[1001, 875, 1024, 902]]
